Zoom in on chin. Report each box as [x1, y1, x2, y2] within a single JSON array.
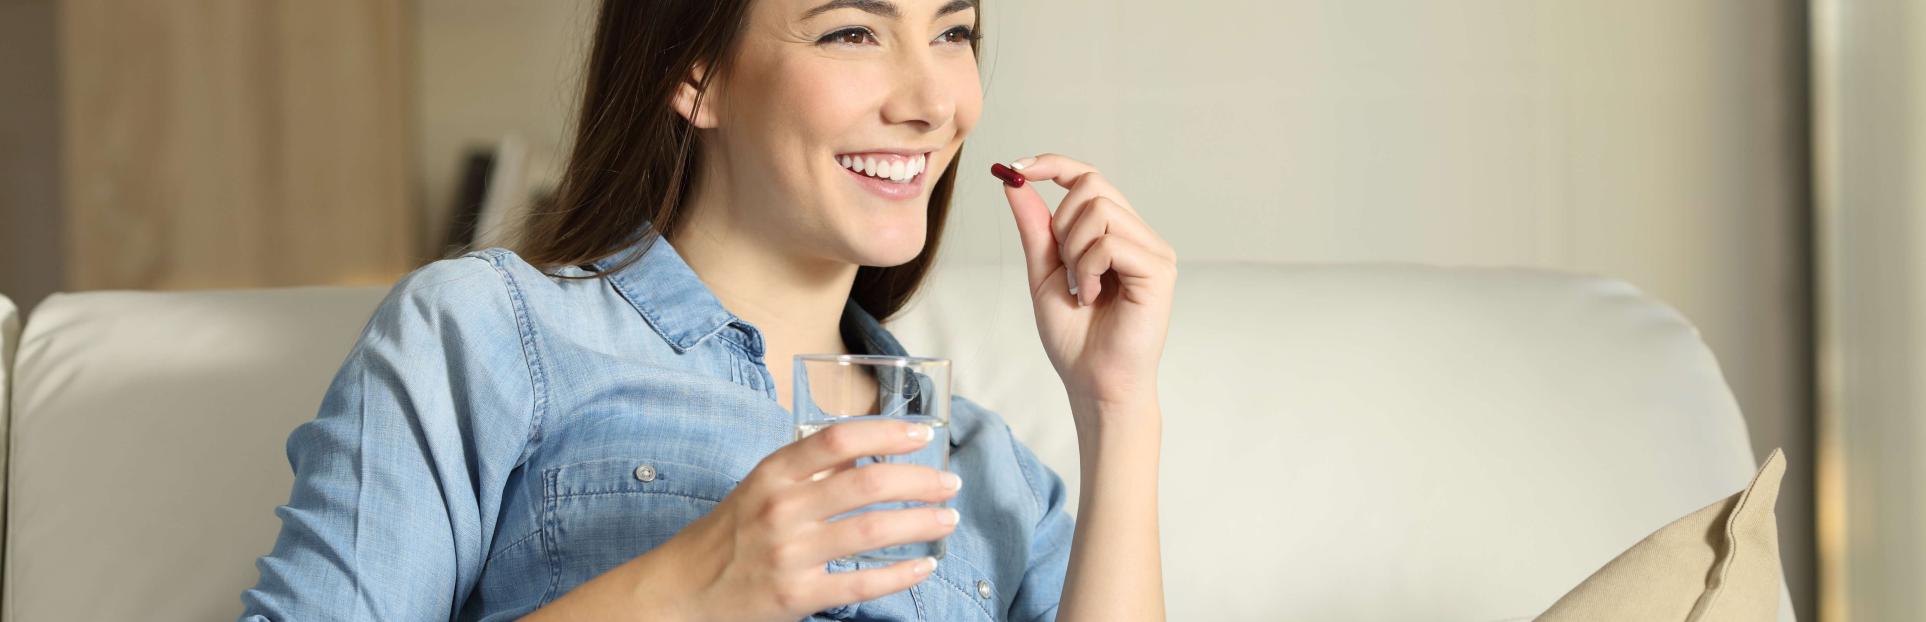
[[852, 224, 928, 268]]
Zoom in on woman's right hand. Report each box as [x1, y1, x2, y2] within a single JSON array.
[[626, 418, 961, 621]]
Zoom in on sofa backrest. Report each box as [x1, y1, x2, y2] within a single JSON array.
[[6, 286, 387, 622], [2, 263, 1786, 620], [889, 262, 1788, 620]]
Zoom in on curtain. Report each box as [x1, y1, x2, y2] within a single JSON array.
[[1812, 0, 1926, 619]]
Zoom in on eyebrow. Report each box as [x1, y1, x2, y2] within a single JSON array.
[[801, 0, 978, 21]]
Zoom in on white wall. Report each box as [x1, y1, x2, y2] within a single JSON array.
[[415, 1, 1812, 615]]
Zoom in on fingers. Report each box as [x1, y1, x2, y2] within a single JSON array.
[[810, 505, 959, 563], [1050, 171, 1136, 243], [1057, 197, 1168, 303], [763, 419, 935, 485], [795, 463, 961, 520], [999, 170, 1063, 296], [820, 556, 940, 608], [1007, 153, 1104, 195], [1071, 233, 1177, 306], [996, 153, 1115, 299], [996, 152, 1175, 307]]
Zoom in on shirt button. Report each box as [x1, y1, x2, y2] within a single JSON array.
[[975, 579, 992, 599], [633, 464, 657, 482]]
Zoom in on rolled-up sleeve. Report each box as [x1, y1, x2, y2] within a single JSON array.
[[240, 254, 540, 621], [1007, 438, 1076, 622]]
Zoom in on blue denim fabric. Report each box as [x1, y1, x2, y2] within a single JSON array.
[[239, 234, 1074, 621]]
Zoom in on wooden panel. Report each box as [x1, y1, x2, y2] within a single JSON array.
[[61, 0, 414, 290], [0, 0, 64, 312]]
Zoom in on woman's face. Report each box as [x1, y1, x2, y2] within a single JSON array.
[[695, 0, 982, 268]]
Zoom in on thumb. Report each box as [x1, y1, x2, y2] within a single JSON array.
[[994, 162, 1058, 292]]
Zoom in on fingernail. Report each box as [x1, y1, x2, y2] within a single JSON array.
[[941, 472, 963, 491], [1012, 156, 1037, 170], [1067, 271, 1080, 298], [909, 424, 934, 442], [989, 162, 1026, 187], [938, 508, 961, 525], [917, 557, 938, 574]]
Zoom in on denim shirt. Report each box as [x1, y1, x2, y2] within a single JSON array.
[[238, 234, 1075, 621]]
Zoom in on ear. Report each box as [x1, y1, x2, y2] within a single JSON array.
[[670, 62, 721, 129]]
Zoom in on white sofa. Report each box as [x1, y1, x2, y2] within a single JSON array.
[[0, 262, 1792, 621]]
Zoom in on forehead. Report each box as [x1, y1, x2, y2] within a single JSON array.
[[777, 0, 979, 21]]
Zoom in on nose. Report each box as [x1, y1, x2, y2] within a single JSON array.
[[879, 52, 956, 133]]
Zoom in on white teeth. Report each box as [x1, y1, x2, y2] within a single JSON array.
[[838, 152, 929, 183]]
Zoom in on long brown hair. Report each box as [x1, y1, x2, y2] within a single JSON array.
[[517, 0, 981, 322]]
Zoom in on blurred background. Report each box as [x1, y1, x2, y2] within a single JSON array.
[[0, 1, 1920, 619]]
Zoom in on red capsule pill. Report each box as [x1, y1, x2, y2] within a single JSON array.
[[989, 162, 1026, 188]]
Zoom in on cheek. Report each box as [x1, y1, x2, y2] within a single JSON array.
[[767, 63, 876, 146], [948, 62, 984, 133]]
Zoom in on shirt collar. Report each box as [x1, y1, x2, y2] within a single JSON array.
[[594, 231, 907, 358], [595, 232, 739, 354]]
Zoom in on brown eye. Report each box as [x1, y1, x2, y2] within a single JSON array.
[[818, 27, 877, 46], [938, 26, 977, 45]]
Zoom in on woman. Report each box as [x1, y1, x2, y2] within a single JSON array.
[[240, 0, 1175, 619]]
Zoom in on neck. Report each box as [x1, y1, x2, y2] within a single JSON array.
[[669, 193, 858, 360]]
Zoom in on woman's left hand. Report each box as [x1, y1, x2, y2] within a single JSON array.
[[996, 154, 1177, 415]]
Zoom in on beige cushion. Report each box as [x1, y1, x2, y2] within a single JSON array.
[[1540, 448, 1787, 621]]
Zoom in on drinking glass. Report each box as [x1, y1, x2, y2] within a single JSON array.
[[792, 354, 951, 562]]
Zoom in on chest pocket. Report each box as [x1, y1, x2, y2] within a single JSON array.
[[538, 457, 739, 604], [924, 551, 1004, 621]]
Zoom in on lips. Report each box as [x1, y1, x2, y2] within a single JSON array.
[[837, 151, 933, 201]]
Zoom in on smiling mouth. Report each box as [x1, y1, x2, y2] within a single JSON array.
[[836, 152, 929, 185]]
